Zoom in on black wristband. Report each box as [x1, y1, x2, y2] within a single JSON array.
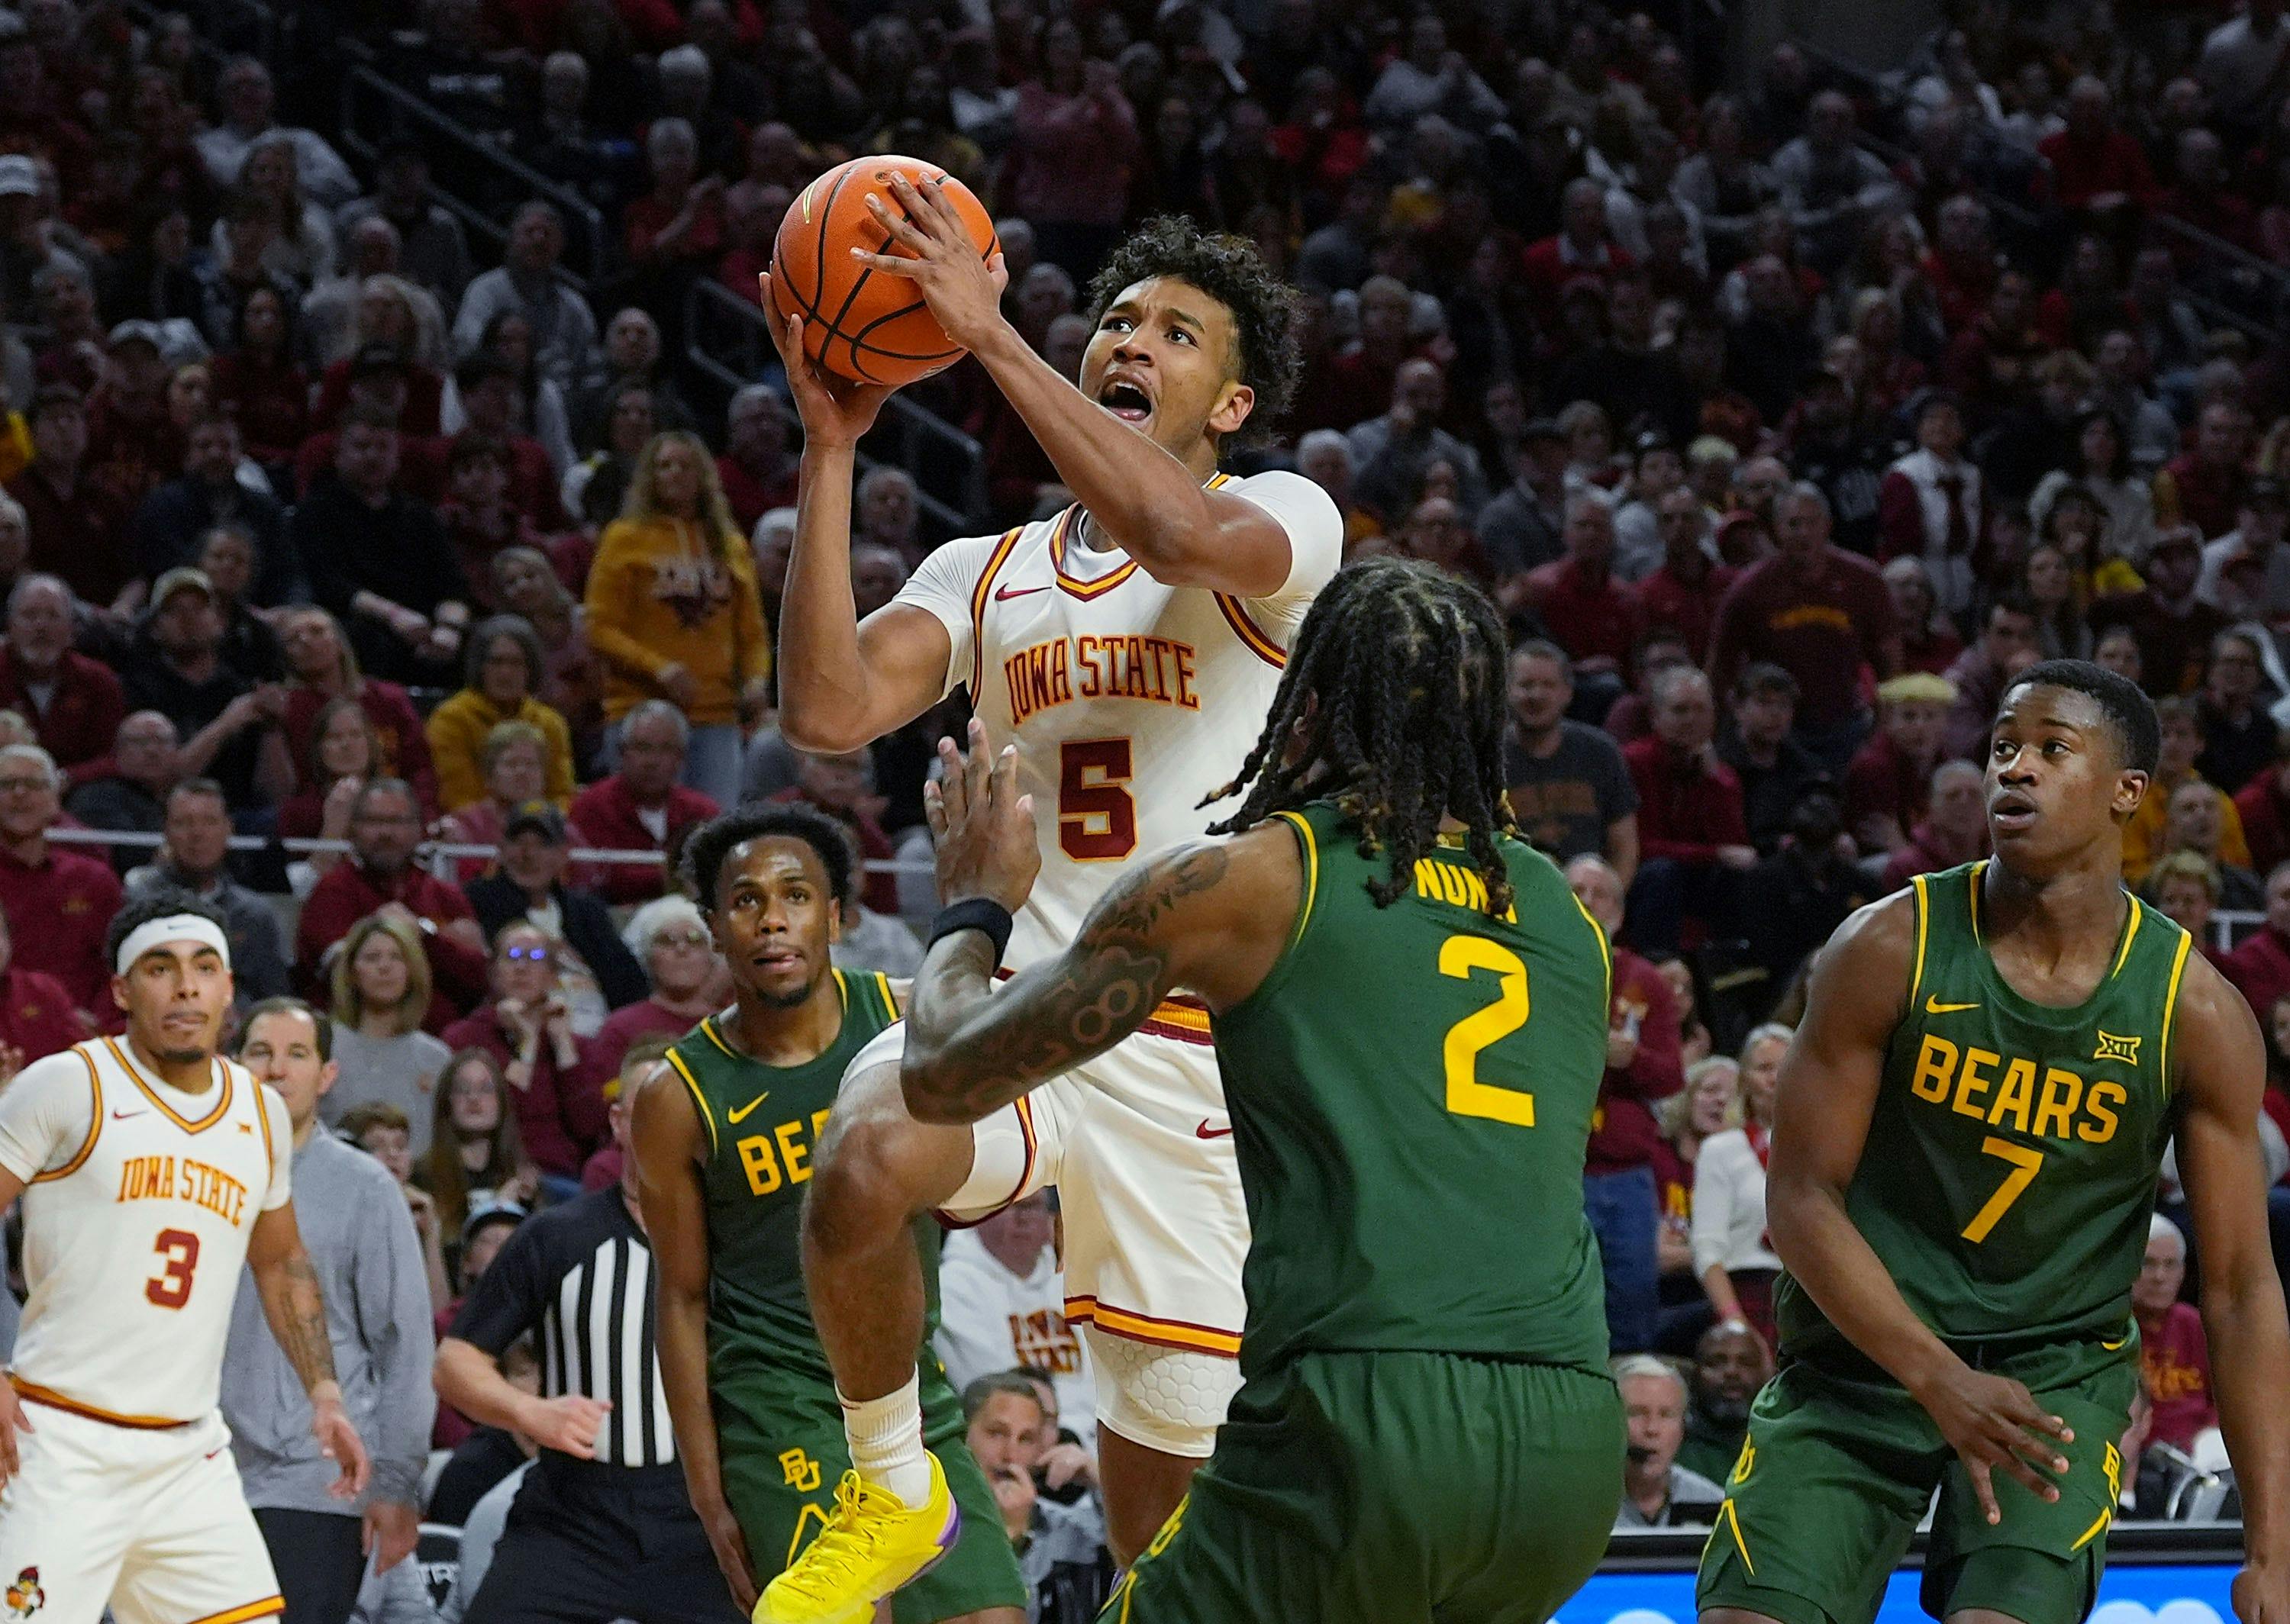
[[927, 897, 1014, 968]]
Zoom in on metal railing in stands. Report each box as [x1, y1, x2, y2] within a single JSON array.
[[44, 825, 935, 882], [336, 64, 608, 291], [118, 0, 288, 69], [684, 277, 991, 537]]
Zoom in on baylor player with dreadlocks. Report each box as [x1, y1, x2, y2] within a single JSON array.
[[810, 558, 1626, 1622], [1698, 659, 2290, 1624]]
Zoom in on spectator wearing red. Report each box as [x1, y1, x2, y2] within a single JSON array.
[[2134, 1214, 2218, 1455], [999, 22, 1140, 279], [2154, 402, 2254, 542], [0, 572, 124, 772], [2237, 755, 2290, 877], [624, 118, 726, 273], [1521, 177, 1636, 333], [2090, 527, 2230, 698], [1919, 195, 2001, 337], [714, 384, 796, 535], [295, 778, 488, 1013], [567, 700, 719, 906], [0, 895, 83, 1065], [1881, 759, 1992, 890], [0, 742, 122, 1020], [438, 438, 549, 612], [2229, 861, 2290, 1024], [85, 323, 183, 521], [1846, 672, 1955, 856], [209, 284, 308, 469], [1521, 493, 1640, 682], [1565, 854, 1684, 1355], [450, 356, 568, 533], [589, 895, 721, 1076], [1634, 487, 1734, 663], [10, 384, 133, 610], [279, 606, 439, 814], [1623, 666, 1753, 954], [2156, 127, 2259, 256], [2037, 76, 2161, 213], [1711, 482, 1899, 763], [768, 746, 899, 918], [1312, 275, 1415, 436], [1940, 595, 2042, 762], [439, 919, 606, 1184]]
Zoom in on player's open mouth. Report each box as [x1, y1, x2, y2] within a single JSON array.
[[752, 949, 802, 973], [1990, 791, 2037, 832], [1098, 379, 1152, 423]]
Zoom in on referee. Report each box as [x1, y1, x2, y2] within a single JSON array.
[[434, 1067, 743, 1622]]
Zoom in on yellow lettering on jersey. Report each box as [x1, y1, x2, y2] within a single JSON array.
[[1066, 636, 1203, 713], [811, 1108, 831, 1142], [1003, 640, 1075, 728], [737, 1116, 824, 1197], [1409, 859, 1518, 922], [2034, 1068, 2083, 1139], [117, 1153, 176, 1202], [2079, 1080, 2125, 1143], [179, 1158, 249, 1226], [737, 1136, 782, 1196], [1909, 1036, 1956, 1101], [774, 1120, 811, 1184], [1952, 1047, 1999, 1120], [1987, 1058, 2036, 1133]]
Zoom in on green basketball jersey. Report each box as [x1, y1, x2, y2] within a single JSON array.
[[1210, 802, 1614, 1379], [666, 972, 939, 1392], [1776, 859, 2193, 1363]]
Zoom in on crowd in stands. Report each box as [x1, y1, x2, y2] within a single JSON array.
[[0, 0, 2277, 1609]]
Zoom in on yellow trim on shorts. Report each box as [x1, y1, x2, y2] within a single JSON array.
[[182, 1600, 285, 1624], [1065, 1297, 1242, 1356], [1718, 1497, 1756, 1574], [665, 1049, 718, 1155]]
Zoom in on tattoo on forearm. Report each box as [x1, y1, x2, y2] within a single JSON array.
[[271, 1251, 340, 1394], [908, 846, 1227, 1120]]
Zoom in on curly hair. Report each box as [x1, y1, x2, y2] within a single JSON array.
[[684, 804, 859, 914], [1086, 215, 1301, 444], [1205, 557, 1519, 914]]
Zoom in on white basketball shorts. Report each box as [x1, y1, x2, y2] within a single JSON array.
[[0, 1395, 282, 1624], [845, 1015, 1250, 1457]]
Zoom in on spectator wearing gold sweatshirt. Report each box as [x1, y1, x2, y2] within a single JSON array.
[[582, 432, 768, 809]]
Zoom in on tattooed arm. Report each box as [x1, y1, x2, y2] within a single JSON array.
[[249, 1203, 374, 1498], [901, 721, 1301, 1125]]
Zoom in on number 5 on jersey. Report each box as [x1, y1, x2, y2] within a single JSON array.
[[1440, 937, 1537, 1128], [1059, 739, 1137, 860]]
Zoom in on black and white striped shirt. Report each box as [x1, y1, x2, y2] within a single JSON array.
[[448, 1187, 676, 1469]]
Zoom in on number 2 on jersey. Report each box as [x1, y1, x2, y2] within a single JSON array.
[[1961, 1136, 2043, 1243], [1439, 936, 1536, 1128], [147, 1228, 201, 1310], [1058, 739, 1137, 860]]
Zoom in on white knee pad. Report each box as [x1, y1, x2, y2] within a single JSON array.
[[1084, 1324, 1240, 1459]]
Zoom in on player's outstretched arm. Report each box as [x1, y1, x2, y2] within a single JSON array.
[[761, 274, 955, 756], [248, 1202, 372, 1500], [1767, 894, 2072, 1525], [857, 172, 1298, 598], [630, 1066, 759, 1613], [901, 720, 1297, 1124], [2168, 956, 2290, 1624]]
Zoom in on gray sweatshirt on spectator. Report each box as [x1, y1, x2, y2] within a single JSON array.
[[224, 1128, 437, 1513]]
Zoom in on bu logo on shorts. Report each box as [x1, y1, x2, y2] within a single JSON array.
[[780, 1448, 822, 1493]]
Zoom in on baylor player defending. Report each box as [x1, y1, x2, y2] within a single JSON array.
[[788, 559, 1624, 1622], [630, 806, 1024, 1623], [1698, 659, 2290, 1624]]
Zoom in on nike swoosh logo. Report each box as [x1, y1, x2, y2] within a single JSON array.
[[111, 1110, 146, 1120], [995, 585, 1049, 601], [1924, 996, 1980, 1014], [727, 1093, 769, 1123], [1195, 1120, 1234, 1139]]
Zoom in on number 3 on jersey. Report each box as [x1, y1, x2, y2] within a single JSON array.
[[147, 1228, 200, 1310], [1440, 936, 1537, 1128], [1059, 739, 1137, 860]]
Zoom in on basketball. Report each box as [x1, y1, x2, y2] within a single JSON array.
[[769, 155, 998, 388]]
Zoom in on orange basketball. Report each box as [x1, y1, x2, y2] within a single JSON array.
[[769, 155, 998, 387]]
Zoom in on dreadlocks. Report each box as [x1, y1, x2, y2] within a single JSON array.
[[1205, 557, 1519, 914]]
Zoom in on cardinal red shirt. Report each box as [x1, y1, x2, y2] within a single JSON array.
[[0, 841, 122, 1017]]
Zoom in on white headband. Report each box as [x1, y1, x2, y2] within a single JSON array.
[[114, 915, 232, 977]]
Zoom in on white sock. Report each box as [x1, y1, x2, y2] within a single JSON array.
[[840, 1374, 932, 1510]]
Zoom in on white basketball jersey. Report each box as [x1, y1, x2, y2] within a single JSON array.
[[895, 469, 1343, 972], [0, 1039, 289, 1426]]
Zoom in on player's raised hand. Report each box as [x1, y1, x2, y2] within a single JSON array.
[[1915, 1361, 2072, 1525], [312, 1393, 373, 1499], [926, 717, 1039, 914], [757, 276, 891, 452], [0, 1381, 34, 1489], [523, 1393, 612, 1459], [855, 172, 1010, 355]]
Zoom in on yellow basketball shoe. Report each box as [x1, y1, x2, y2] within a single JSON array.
[[753, 1452, 960, 1624]]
